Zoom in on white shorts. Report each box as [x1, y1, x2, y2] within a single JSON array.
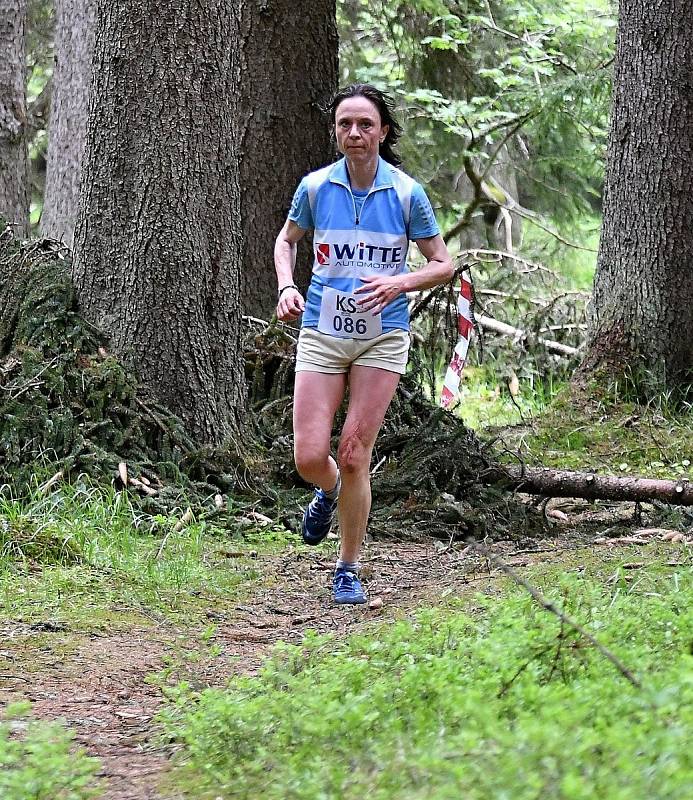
[[295, 327, 410, 375]]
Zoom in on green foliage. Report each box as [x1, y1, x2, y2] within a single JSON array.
[[409, 239, 590, 420], [339, 0, 615, 223], [163, 567, 693, 799], [0, 703, 101, 800], [0, 480, 266, 625], [453, 365, 557, 428], [340, 0, 609, 418]]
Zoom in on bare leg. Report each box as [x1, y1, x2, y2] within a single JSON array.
[[336, 365, 401, 563], [293, 371, 347, 491]]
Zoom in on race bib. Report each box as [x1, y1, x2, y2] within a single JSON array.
[[317, 287, 382, 340]]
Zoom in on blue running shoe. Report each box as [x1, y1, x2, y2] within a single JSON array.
[[301, 488, 337, 545], [333, 567, 367, 605]]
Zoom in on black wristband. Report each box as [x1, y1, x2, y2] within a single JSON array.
[[277, 284, 299, 300]]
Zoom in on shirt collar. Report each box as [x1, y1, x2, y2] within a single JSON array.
[[328, 156, 394, 191]]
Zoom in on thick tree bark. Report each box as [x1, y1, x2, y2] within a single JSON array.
[[0, 0, 29, 236], [73, 1, 245, 446], [40, 0, 95, 246], [235, 0, 338, 320], [586, 2, 693, 389]]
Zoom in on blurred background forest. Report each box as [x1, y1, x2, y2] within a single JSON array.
[[337, 0, 614, 422]]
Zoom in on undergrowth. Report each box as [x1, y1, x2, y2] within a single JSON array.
[[503, 382, 693, 482], [162, 562, 693, 799], [0, 702, 101, 800], [449, 366, 558, 429], [0, 480, 276, 626]]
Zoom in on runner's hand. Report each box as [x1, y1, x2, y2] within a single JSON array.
[[277, 288, 305, 322], [355, 275, 405, 315]]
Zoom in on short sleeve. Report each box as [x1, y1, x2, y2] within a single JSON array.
[[287, 179, 314, 230], [409, 183, 440, 240]]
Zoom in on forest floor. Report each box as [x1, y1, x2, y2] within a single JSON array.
[[2, 519, 680, 800]]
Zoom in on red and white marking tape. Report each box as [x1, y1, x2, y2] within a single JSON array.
[[440, 275, 474, 409]]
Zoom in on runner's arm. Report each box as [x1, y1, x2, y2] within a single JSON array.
[[407, 234, 455, 290], [355, 234, 454, 315], [274, 220, 307, 322]]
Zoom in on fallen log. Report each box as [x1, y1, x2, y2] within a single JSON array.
[[487, 465, 693, 506]]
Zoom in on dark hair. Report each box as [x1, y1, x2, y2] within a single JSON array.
[[326, 83, 403, 167]]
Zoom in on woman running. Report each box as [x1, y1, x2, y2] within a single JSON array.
[[275, 83, 453, 604]]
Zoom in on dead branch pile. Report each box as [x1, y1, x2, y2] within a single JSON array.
[[245, 322, 544, 541], [409, 249, 589, 399], [0, 225, 538, 540], [0, 227, 241, 512], [5, 227, 682, 543]]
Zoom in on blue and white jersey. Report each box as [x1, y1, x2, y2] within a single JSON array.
[[288, 157, 440, 334]]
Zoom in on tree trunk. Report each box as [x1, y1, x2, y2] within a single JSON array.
[[73, 1, 245, 446], [585, 1, 693, 391], [235, 0, 338, 320], [455, 144, 523, 253], [0, 0, 29, 237], [40, 0, 95, 247]]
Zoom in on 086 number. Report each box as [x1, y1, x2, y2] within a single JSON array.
[[333, 315, 367, 335]]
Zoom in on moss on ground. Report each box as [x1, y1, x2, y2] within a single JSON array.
[[496, 382, 693, 480]]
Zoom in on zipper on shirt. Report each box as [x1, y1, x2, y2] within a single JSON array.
[[351, 187, 376, 226], [348, 190, 359, 225], [334, 175, 387, 224], [345, 185, 375, 294]]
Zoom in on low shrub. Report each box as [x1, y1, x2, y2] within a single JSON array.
[[163, 569, 693, 799], [0, 703, 101, 800]]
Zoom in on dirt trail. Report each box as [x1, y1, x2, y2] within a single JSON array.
[[1, 622, 173, 799], [1, 537, 579, 799]]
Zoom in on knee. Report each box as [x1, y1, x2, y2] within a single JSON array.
[[337, 430, 371, 475], [294, 444, 329, 481]]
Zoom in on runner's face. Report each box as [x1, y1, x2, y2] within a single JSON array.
[[334, 96, 389, 165]]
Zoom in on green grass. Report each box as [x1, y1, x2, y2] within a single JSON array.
[[0, 703, 101, 800], [0, 480, 283, 628], [162, 555, 693, 799], [453, 366, 557, 428], [504, 384, 693, 479]]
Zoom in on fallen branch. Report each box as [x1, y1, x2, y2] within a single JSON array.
[[462, 248, 559, 276], [128, 476, 158, 496], [477, 314, 579, 357], [594, 528, 691, 546], [486, 465, 693, 506], [468, 541, 642, 688], [37, 470, 64, 495]]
